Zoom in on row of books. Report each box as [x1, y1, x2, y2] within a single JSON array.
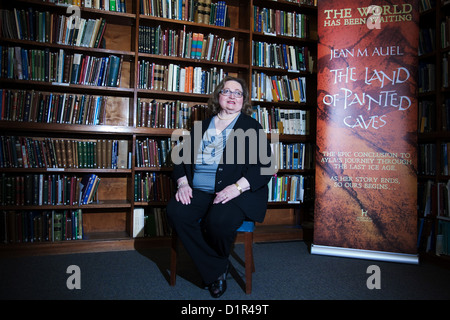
[[134, 172, 314, 204], [0, 8, 107, 48], [418, 27, 435, 56], [251, 72, 307, 103], [441, 16, 450, 49], [252, 106, 310, 136], [135, 138, 174, 168], [419, 0, 435, 11], [418, 99, 436, 133], [443, 53, 450, 87], [0, 209, 83, 244], [418, 180, 434, 218], [271, 142, 313, 170], [0, 173, 99, 206], [0, 46, 123, 87], [2, 174, 74, 206], [418, 62, 436, 93], [140, 0, 228, 27], [0, 88, 313, 135], [418, 56, 449, 90], [137, 61, 226, 94], [441, 143, 450, 175], [285, 0, 317, 5], [441, 98, 450, 131], [253, 6, 310, 39], [139, 25, 235, 63], [437, 220, 450, 256], [2, 168, 317, 206], [418, 98, 450, 133], [417, 179, 450, 255], [137, 99, 209, 129], [0, 136, 129, 169], [418, 142, 450, 175], [134, 172, 175, 202], [39, 0, 127, 12], [252, 41, 311, 72], [267, 174, 312, 203], [136, 138, 314, 171], [435, 181, 450, 218], [133, 207, 171, 238], [67, 53, 122, 87], [417, 216, 434, 252], [79, 173, 100, 204], [78, 0, 126, 12], [0, 89, 108, 125], [418, 143, 436, 175]]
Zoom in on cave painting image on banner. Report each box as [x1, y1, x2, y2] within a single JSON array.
[[313, 0, 419, 262]]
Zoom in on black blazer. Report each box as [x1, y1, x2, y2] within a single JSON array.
[[172, 113, 274, 223]]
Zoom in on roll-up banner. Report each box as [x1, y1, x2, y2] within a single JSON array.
[[313, 0, 419, 264]]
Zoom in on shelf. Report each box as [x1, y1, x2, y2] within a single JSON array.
[[136, 89, 211, 101], [0, 200, 131, 211], [0, 0, 317, 255], [0, 121, 136, 135], [0, 225, 304, 258], [139, 14, 251, 36], [0, 37, 136, 58], [0, 234, 171, 257], [0, 79, 135, 97], [137, 53, 250, 71]]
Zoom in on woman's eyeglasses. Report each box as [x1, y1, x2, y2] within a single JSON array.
[[219, 89, 243, 98]]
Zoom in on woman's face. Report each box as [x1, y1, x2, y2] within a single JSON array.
[[218, 80, 244, 114]]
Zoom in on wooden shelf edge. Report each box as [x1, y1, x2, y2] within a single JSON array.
[[0, 236, 172, 257], [0, 225, 304, 257]]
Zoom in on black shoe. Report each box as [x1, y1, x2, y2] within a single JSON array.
[[208, 263, 229, 298], [208, 277, 227, 298]]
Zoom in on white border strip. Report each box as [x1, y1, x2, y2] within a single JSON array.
[[311, 244, 419, 265]]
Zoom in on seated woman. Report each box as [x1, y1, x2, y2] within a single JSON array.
[[167, 76, 273, 298]]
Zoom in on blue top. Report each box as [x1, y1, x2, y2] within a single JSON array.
[[192, 114, 240, 193]]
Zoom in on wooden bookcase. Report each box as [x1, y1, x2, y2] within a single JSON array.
[[418, 0, 450, 263], [0, 0, 317, 256]]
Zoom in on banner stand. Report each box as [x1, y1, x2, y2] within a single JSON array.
[[311, 244, 419, 265], [313, 0, 419, 261]]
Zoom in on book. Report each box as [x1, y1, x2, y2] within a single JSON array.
[[79, 173, 100, 205], [133, 208, 145, 237], [106, 55, 120, 87], [117, 140, 129, 169]]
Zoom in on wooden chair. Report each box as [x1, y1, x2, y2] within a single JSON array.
[[170, 220, 255, 294]]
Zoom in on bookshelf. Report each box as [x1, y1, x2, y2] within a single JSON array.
[[0, 0, 317, 256], [418, 0, 450, 263]]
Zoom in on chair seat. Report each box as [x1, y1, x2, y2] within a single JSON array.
[[237, 220, 255, 232]]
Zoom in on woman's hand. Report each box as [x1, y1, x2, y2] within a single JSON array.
[[213, 184, 241, 204], [175, 178, 193, 205]]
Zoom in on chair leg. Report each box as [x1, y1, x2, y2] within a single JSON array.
[[244, 231, 254, 294], [170, 232, 178, 286]]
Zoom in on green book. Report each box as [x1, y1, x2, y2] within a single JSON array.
[[110, 0, 116, 11], [53, 212, 63, 241]]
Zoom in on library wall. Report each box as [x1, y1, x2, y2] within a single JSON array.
[[0, 0, 318, 254]]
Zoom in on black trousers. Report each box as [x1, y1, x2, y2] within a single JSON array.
[[166, 189, 245, 285]]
